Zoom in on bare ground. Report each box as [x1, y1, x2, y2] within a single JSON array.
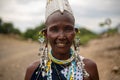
[[0, 34, 120, 80]]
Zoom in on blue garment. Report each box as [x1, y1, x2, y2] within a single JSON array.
[[31, 62, 67, 80]]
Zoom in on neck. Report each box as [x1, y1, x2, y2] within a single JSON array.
[[52, 50, 71, 60]]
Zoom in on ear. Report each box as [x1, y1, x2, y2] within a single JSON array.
[[41, 28, 47, 37], [75, 28, 78, 33]]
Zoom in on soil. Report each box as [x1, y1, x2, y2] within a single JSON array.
[[0, 34, 120, 80]]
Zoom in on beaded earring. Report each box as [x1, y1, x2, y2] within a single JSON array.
[[73, 28, 80, 52], [73, 28, 89, 78], [38, 30, 49, 77], [38, 31, 45, 54]]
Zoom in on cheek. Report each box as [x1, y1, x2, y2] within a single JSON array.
[[47, 32, 57, 42], [67, 32, 75, 41]]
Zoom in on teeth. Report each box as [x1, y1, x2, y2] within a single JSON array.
[[57, 43, 66, 47]]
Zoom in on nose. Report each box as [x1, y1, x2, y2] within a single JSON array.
[[58, 30, 66, 40]]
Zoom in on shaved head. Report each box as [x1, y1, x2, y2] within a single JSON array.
[[45, 10, 75, 26]]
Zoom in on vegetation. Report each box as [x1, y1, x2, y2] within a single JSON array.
[[76, 28, 98, 45], [0, 18, 45, 41], [23, 23, 45, 40], [106, 28, 117, 35], [0, 18, 118, 45], [0, 19, 21, 35]]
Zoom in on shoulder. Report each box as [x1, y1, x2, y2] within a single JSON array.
[[24, 60, 40, 80], [83, 58, 99, 80]]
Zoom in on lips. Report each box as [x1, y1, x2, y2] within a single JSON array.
[[56, 43, 66, 47], [55, 39, 68, 48]]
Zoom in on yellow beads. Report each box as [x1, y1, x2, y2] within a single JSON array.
[[48, 50, 75, 65], [46, 60, 51, 72]]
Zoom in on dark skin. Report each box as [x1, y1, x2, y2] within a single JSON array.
[[45, 11, 75, 60], [25, 11, 99, 80]]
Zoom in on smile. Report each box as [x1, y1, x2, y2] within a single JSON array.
[[56, 43, 67, 47]]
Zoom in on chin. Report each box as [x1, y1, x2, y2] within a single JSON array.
[[53, 46, 71, 54]]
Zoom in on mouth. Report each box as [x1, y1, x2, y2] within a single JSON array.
[[56, 43, 67, 47]]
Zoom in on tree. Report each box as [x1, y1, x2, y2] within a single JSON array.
[[0, 18, 2, 26], [2, 23, 14, 34], [99, 18, 112, 29], [0, 18, 3, 33], [23, 22, 46, 40]]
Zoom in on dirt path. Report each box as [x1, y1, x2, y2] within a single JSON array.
[[80, 34, 120, 80], [0, 34, 120, 80], [0, 35, 40, 80]]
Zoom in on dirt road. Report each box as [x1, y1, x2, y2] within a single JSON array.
[[0, 34, 120, 80]]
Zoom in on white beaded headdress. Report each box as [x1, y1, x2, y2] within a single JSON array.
[[45, 0, 74, 20]]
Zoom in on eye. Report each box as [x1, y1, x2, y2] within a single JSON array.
[[64, 26, 74, 32], [49, 26, 58, 32]]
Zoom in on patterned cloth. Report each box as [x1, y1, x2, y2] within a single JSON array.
[[31, 61, 83, 80], [61, 65, 83, 80]]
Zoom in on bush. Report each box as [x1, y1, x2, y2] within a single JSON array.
[[0, 18, 21, 35], [76, 28, 98, 45], [23, 23, 46, 40]]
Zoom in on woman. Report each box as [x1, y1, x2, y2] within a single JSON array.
[[25, 0, 99, 80]]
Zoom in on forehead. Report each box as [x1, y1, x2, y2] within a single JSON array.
[[46, 11, 75, 26]]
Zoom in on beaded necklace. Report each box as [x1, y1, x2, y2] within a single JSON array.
[[48, 49, 75, 64], [66, 60, 76, 80], [38, 49, 89, 80], [46, 49, 76, 80]]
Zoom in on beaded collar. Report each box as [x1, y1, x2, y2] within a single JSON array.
[[48, 49, 75, 65]]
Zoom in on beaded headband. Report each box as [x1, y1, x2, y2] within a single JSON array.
[[45, 0, 74, 21]]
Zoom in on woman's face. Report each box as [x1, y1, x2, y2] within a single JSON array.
[[46, 11, 75, 54]]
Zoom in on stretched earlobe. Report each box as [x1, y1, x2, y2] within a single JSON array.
[[40, 28, 47, 38], [75, 28, 78, 33], [75, 28, 80, 34], [74, 28, 80, 50]]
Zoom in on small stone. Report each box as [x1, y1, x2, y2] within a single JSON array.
[[112, 66, 120, 73], [38, 53, 41, 56]]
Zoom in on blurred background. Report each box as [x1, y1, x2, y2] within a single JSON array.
[[0, 0, 120, 80]]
